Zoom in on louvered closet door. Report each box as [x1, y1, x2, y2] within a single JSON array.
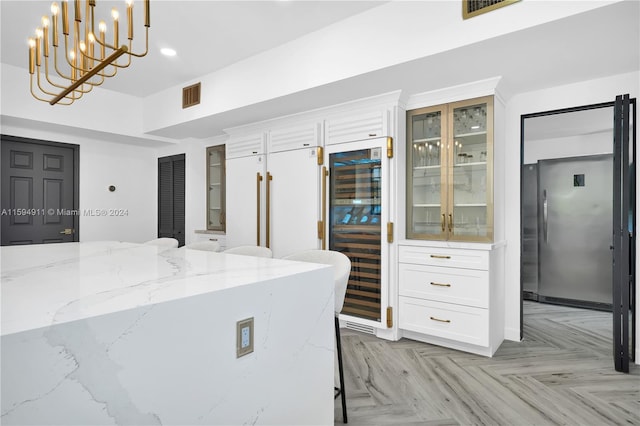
[[158, 154, 185, 246]]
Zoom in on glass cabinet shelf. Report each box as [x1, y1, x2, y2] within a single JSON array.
[[206, 145, 226, 232], [407, 96, 494, 242]]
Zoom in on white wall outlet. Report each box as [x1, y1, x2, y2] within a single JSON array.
[[236, 317, 254, 358]]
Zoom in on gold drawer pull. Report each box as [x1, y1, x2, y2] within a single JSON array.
[[430, 316, 451, 323], [430, 282, 451, 287], [430, 255, 451, 259]]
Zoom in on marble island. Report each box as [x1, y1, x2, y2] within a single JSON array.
[[1, 241, 334, 425]]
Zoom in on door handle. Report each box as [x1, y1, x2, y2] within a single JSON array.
[[256, 172, 263, 246], [543, 189, 548, 243], [441, 214, 445, 232], [266, 171, 272, 249], [321, 166, 328, 249], [59, 228, 73, 235]]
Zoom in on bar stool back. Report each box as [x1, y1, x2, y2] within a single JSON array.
[[223, 245, 273, 258], [283, 249, 350, 423], [143, 238, 179, 249], [183, 241, 221, 252]]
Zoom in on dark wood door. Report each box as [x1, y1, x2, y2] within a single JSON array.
[[1, 135, 79, 245], [158, 154, 185, 246]]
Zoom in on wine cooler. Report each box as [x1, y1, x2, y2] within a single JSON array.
[[326, 138, 390, 324]]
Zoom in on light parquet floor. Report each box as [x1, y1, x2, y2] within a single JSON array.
[[335, 301, 639, 426]]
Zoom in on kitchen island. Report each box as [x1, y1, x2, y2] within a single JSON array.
[[1, 241, 334, 425]]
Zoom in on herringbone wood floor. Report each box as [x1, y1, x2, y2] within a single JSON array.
[[335, 301, 639, 426]]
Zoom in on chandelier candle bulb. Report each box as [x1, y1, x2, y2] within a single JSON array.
[[127, 0, 133, 40], [70, 50, 76, 81], [99, 22, 106, 59], [88, 33, 95, 68], [42, 17, 50, 57], [112, 8, 119, 48], [74, 0, 81, 22], [51, 5, 59, 46], [35, 29, 42, 67], [61, 0, 69, 35], [28, 39, 36, 74]]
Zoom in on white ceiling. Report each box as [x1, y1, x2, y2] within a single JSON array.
[[1, 1, 638, 141], [0, 0, 386, 97]]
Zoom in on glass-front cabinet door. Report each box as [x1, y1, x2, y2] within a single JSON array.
[[206, 145, 226, 231], [407, 95, 493, 242], [407, 105, 446, 239]]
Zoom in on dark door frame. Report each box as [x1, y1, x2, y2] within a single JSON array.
[[0, 134, 80, 242], [519, 98, 637, 371]]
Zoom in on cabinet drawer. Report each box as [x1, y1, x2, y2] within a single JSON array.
[[399, 245, 488, 270], [399, 264, 488, 308], [399, 297, 488, 346], [194, 233, 226, 250]]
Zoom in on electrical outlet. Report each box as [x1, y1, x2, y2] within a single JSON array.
[[236, 317, 254, 358]]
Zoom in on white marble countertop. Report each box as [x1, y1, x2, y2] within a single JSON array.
[[1, 241, 328, 336]]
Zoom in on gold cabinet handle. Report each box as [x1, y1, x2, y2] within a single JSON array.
[[59, 228, 73, 235], [441, 213, 445, 232], [320, 166, 328, 250], [430, 316, 451, 323], [430, 254, 451, 259], [430, 282, 451, 287], [256, 172, 263, 246], [448, 213, 453, 232], [266, 171, 272, 249]]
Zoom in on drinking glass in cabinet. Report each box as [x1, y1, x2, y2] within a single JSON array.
[[454, 103, 487, 135]]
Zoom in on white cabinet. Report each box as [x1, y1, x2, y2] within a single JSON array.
[[225, 124, 323, 257], [267, 123, 323, 258], [225, 133, 267, 249], [325, 109, 389, 145], [193, 231, 226, 251], [398, 243, 504, 356]]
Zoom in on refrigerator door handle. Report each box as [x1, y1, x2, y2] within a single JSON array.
[[257, 172, 263, 246], [543, 189, 548, 243], [266, 172, 272, 249]]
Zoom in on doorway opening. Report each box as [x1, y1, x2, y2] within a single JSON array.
[[520, 99, 636, 371]]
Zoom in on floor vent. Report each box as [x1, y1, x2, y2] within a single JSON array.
[[182, 82, 201, 109], [344, 322, 375, 335], [463, 0, 520, 19]]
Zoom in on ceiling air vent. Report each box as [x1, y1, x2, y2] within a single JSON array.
[[462, 0, 520, 19], [182, 82, 201, 109]]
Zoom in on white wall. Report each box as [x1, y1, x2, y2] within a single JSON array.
[[155, 136, 227, 245], [524, 131, 613, 164], [143, 0, 618, 134], [504, 71, 639, 349], [1, 124, 157, 243]]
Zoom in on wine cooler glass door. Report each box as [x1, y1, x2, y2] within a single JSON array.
[[329, 147, 383, 323]]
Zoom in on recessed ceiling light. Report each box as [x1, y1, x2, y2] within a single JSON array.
[[160, 48, 176, 57]]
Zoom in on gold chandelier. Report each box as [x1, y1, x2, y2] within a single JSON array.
[[28, 0, 150, 105]]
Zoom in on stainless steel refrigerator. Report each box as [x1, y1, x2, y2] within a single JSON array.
[[535, 154, 613, 308]]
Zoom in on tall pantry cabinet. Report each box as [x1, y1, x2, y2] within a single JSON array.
[[398, 82, 506, 357], [225, 123, 323, 259]]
